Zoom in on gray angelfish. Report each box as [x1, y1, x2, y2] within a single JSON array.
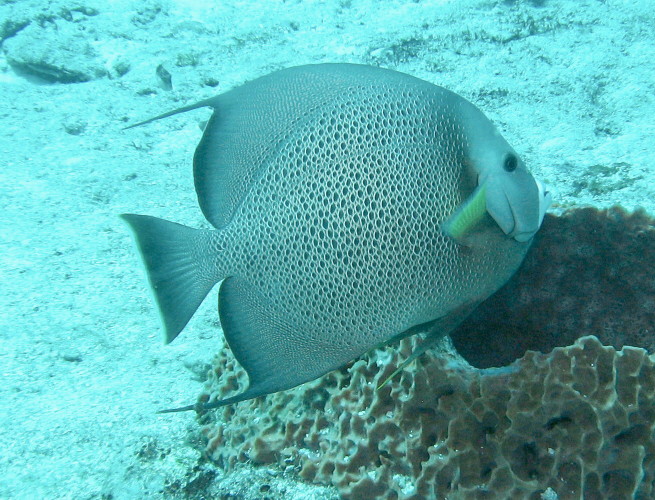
[[122, 64, 551, 412]]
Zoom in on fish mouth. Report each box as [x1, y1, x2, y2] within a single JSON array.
[[511, 179, 552, 242], [483, 171, 553, 243]]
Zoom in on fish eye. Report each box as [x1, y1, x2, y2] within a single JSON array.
[[503, 154, 518, 172]]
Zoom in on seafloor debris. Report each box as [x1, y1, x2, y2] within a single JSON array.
[[198, 207, 655, 500], [3, 22, 106, 83]]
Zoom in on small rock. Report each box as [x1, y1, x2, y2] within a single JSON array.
[[113, 58, 131, 78], [63, 117, 87, 135], [61, 352, 83, 363], [156, 64, 172, 90]]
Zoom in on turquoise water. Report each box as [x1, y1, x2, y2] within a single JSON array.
[[1, 0, 653, 498]]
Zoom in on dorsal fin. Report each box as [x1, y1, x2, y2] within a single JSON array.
[[125, 64, 437, 230], [193, 64, 437, 229], [123, 97, 218, 130], [190, 66, 350, 229]]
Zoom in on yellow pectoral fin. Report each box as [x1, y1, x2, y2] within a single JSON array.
[[442, 182, 487, 242]]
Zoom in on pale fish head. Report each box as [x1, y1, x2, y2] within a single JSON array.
[[457, 103, 552, 242], [480, 155, 552, 242]]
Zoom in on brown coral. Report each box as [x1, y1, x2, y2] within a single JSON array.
[[452, 207, 655, 367], [198, 207, 655, 499], [201, 336, 655, 499]]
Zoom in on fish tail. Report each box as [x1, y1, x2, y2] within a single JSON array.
[[121, 214, 223, 344]]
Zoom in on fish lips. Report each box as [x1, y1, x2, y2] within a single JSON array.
[[484, 172, 552, 242]]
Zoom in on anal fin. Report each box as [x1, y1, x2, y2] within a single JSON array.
[[204, 277, 326, 408]]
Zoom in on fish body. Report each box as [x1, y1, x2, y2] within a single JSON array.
[[123, 64, 550, 410]]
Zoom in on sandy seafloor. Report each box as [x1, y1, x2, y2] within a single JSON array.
[[1, 0, 653, 498]]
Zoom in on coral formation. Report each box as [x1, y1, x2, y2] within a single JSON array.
[[198, 207, 655, 499], [201, 336, 655, 499], [452, 207, 655, 367]]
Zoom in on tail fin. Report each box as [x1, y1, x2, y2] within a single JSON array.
[[121, 214, 220, 344]]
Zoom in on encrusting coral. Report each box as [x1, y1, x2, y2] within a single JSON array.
[[197, 207, 655, 499]]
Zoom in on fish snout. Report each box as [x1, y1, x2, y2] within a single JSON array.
[[485, 172, 552, 243]]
